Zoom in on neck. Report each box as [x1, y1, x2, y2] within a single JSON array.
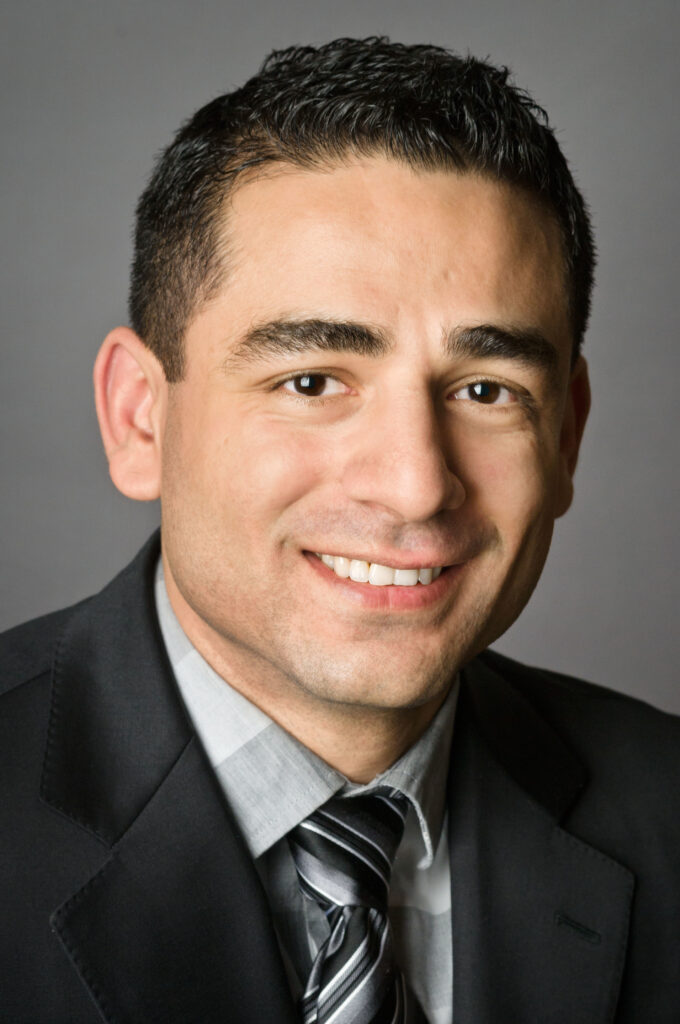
[[258, 689, 448, 783]]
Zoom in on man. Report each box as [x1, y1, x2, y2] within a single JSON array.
[[1, 37, 678, 1023]]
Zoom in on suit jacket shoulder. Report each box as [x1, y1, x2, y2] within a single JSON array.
[[483, 644, 679, 723], [479, 647, 680, 818], [0, 602, 78, 697]]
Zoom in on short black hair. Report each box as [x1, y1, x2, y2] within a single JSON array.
[[130, 37, 595, 381]]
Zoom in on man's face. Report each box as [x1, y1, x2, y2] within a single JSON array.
[[159, 159, 585, 713]]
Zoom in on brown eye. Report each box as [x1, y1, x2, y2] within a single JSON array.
[[292, 374, 326, 396], [454, 381, 514, 405], [470, 381, 500, 403], [281, 374, 347, 398]]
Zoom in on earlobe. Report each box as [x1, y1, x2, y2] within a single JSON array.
[[555, 355, 591, 518], [93, 326, 166, 501]]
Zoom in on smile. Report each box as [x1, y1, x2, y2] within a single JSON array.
[[315, 553, 444, 587]]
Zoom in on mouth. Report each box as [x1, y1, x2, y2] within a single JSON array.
[[314, 552, 444, 587], [305, 550, 462, 612]]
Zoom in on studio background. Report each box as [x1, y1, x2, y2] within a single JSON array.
[[1, 0, 678, 712]]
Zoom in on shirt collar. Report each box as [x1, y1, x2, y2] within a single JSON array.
[[155, 560, 457, 866]]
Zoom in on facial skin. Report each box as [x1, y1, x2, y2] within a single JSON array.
[[96, 158, 590, 779]]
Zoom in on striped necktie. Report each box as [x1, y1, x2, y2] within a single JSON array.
[[288, 787, 426, 1024]]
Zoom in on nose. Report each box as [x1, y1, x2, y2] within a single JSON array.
[[341, 387, 466, 523]]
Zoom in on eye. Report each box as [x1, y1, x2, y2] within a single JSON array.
[[280, 374, 346, 398], [452, 380, 516, 405]]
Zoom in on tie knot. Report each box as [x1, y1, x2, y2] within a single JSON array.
[[288, 787, 408, 912]]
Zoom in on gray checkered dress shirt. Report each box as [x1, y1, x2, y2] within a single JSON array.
[[155, 561, 456, 1023]]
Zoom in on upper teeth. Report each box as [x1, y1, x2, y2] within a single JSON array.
[[317, 554, 443, 586]]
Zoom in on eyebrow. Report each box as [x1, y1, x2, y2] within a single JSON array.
[[222, 316, 560, 380], [221, 318, 391, 372], [446, 324, 560, 381]]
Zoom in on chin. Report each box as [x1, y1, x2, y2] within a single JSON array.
[[293, 646, 459, 712]]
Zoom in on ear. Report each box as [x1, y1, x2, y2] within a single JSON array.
[[554, 355, 591, 518], [93, 326, 166, 501]]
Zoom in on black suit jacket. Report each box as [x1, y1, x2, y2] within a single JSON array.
[[1, 533, 679, 1022]]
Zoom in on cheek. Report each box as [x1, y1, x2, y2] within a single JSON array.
[[457, 430, 558, 538], [209, 417, 331, 525]]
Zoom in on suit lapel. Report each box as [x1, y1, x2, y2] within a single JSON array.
[[451, 657, 634, 1024], [41, 533, 297, 1023], [51, 738, 297, 1023]]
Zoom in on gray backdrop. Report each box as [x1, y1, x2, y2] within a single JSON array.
[[1, 0, 678, 712]]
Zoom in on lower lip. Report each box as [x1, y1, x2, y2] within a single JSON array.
[[304, 552, 464, 611]]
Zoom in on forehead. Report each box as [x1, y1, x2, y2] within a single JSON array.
[[207, 158, 571, 363]]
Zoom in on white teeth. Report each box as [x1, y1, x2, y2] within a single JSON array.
[[368, 563, 395, 586], [394, 568, 419, 586], [334, 555, 351, 578], [316, 554, 444, 587], [349, 559, 370, 583]]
